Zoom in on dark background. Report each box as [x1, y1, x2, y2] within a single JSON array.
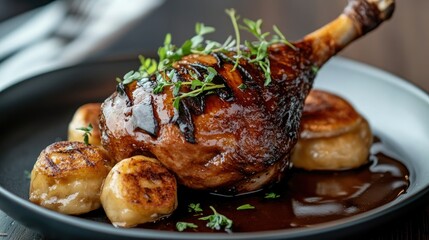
[[1, 0, 428, 91]]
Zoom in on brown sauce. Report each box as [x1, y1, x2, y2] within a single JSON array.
[[138, 138, 409, 233], [81, 138, 408, 232]]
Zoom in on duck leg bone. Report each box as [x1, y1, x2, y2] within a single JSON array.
[[303, 0, 395, 67]]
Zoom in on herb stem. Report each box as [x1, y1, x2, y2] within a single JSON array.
[[176, 222, 198, 232], [177, 84, 225, 99], [225, 9, 241, 71], [76, 124, 93, 145], [118, 9, 296, 108], [199, 206, 233, 231], [273, 25, 297, 50]]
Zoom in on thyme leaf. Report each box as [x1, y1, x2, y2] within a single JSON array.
[[170, 67, 224, 110], [273, 25, 297, 50], [237, 204, 255, 210], [116, 9, 296, 109], [311, 65, 319, 74], [238, 83, 247, 90], [176, 222, 198, 232], [199, 206, 233, 231], [76, 123, 93, 145], [226, 10, 295, 86], [188, 203, 203, 213], [264, 192, 280, 199]]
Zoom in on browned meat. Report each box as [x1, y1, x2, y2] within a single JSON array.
[[100, 0, 394, 194]]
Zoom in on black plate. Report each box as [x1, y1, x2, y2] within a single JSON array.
[[1, 58, 429, 240]]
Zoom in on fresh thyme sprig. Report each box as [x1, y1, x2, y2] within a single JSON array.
[[153, 67, 225, 109], [116, 9, 295, 108], [226, 10, 296, 86], [264, 192, 280, 199], [199, 206, 233, 231], [176, 221, 198, 232], [188, 203, 203, 213], [171, 68, 225, 109], [157, 23, 217, 73], [225, 9, 242, 71], [76, 124, 93, 145], [116, 55, 157, 85]]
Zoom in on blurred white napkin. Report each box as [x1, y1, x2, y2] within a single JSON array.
[[0, 0, 163, 91]]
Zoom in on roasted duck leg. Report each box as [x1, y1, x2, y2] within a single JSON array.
[[306, 0, 394, 67], [100, 0, 395, 193]]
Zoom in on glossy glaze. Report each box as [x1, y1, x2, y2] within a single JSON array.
[[141, 138, 409, 232], [99, 0, 395, 193], [100, 45, 314, 194]]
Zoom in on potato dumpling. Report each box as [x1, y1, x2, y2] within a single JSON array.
[[68, 103, 102, 146], [29, 141, 114, 215], [291, 90, 373, 170], [100, 155, 177, 228]]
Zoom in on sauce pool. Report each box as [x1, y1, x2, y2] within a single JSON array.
[[83, 138, 409, 232]]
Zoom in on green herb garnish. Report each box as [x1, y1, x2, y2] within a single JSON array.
[[311, 65, 319, 74], [117, 55, 157, 85], [236, 204, 255, 210], [199, 206, 233, 231], [226, 10, 296, 86], [157, 23, 219, 73], [152, 68, 225, 110], [225, 9, 242, 71], [264, 192, 280, 199], [188, 203, 203, 213], [238, 83, 247, 90], [116, 9, 295, 108], [76, 124, 93, 145], [176, 221, 198, 232], [24, 170, 31, 180], [151, 24, 226, 110], [172, 68, 225, 109]]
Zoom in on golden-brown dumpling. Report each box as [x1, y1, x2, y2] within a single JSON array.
[[100, 155, 177, 227], [291, 90, 373, 170], [29, 141, 114, 214]]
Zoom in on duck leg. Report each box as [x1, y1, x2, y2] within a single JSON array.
[[303, 0, 395, 67]]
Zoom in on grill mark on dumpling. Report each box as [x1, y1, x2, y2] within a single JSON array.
[[75, 149, 96, 167], [44, 154, 61, 175]]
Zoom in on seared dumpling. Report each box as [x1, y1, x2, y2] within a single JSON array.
[[291, 90, 373, 170], [100, 155, 177, 227], [29, 141, 114, 214]]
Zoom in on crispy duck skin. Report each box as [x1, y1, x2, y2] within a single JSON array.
[[100, 0, 395, 193]]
